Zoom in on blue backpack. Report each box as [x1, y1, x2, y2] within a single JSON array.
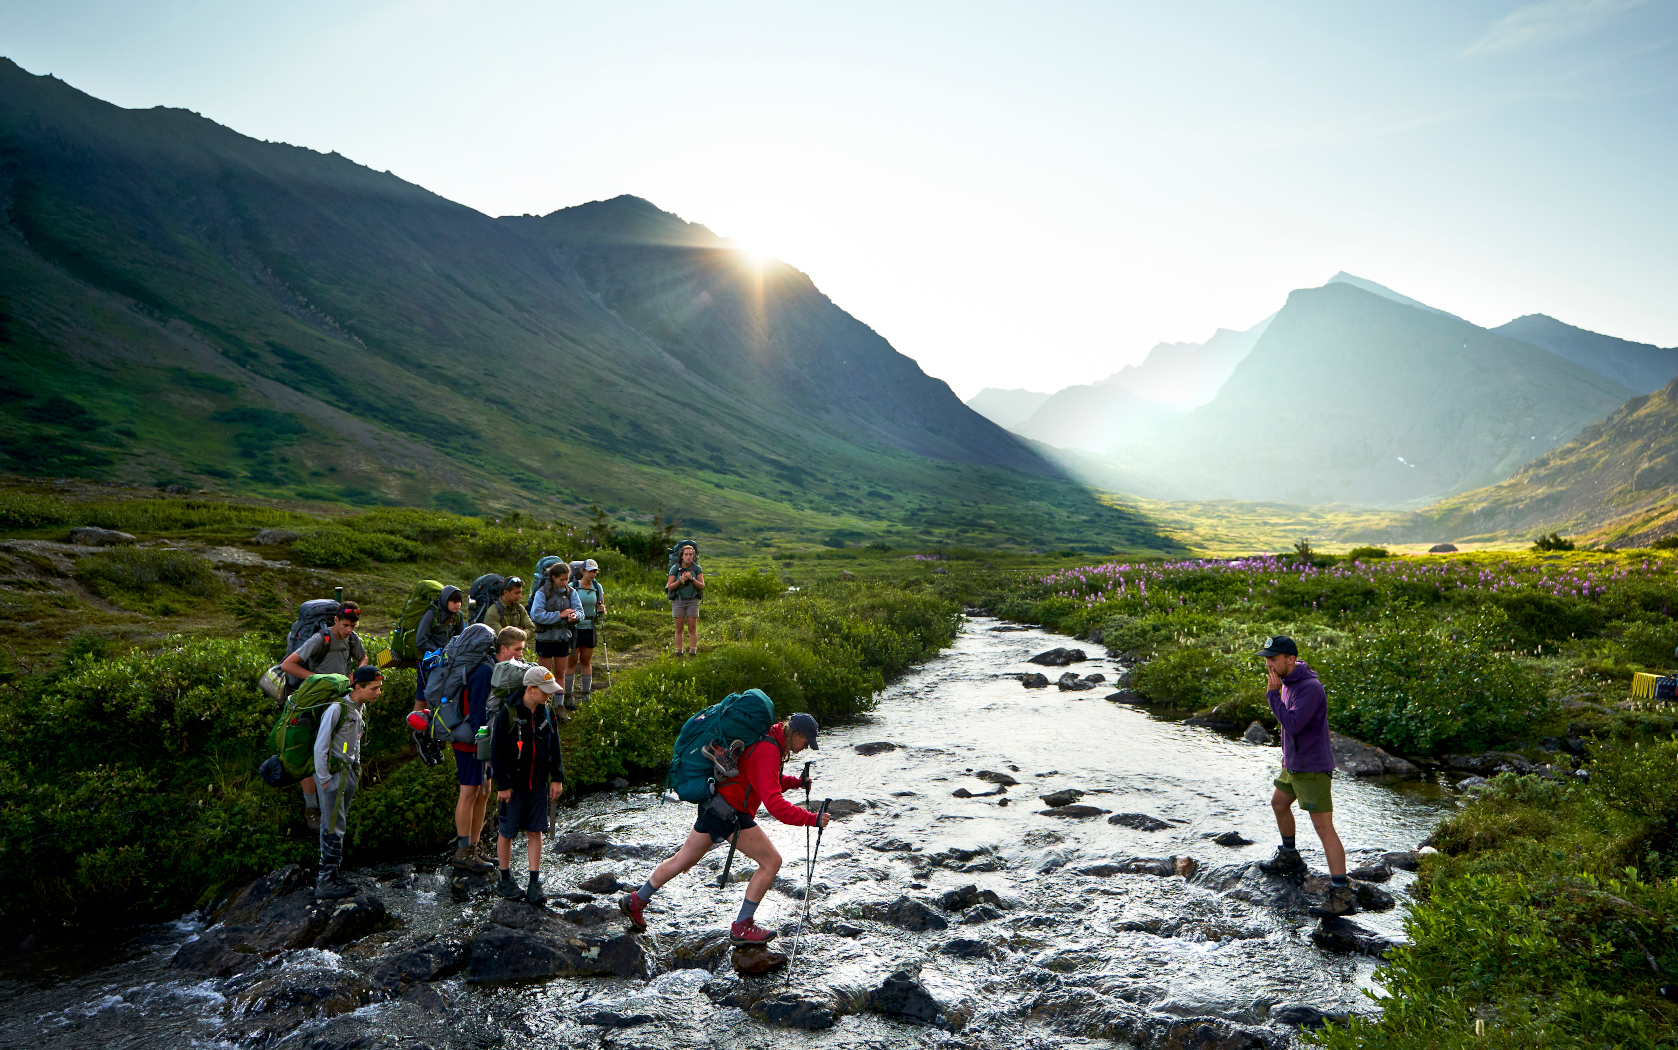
[[664, 689, 777, 803]]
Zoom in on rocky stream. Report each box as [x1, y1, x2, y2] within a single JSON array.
[[0, 617, 1456, 1049]]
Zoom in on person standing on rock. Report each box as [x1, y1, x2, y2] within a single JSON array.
[[618, 712, 829, 945], [313, 665, 385, 900], [491, 664, 566, 904], [280, 601, 370, 831], [1256, 635, 1355, 917]]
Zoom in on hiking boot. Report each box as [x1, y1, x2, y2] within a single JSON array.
[[1257, 846, 1307, 875], [562, 693, 579, 711], [525, 873, 547, 906], [452, 847, 493, 873], [729, 919, 777, 945], [314, 873, 356, 900], [304, 806, 322, 831], [495, 870, 523, 900], [619, 892, 648, 930], [1310, 883, 1359, 918]]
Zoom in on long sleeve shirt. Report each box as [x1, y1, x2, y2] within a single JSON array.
[[490, 700, 565, 791], [1266, 661, 1334, 773], [530, 583, 582, 628], [715, 723, 820, 827], [313, 699, 365, 785]]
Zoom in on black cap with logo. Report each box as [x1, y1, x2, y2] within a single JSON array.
[[1256, 635, 1298, 657]]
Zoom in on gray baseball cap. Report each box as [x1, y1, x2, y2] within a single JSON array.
[[787, 712, 819, 749]]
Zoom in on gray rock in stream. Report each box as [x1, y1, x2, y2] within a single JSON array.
[[1243, 721, 1273, 744], [853, 741, 899, 755], [1382, 850, 1422, 871], [1209, 830, 1254, 846], [172, 865, 388, 978], [857, 895, 949, 931], [751, 990, 836, 1029], [1039, 788, 1085, 807], [1057, 674, 1097, 691], [1040, 804, 1109, 818], [1108, 812, 1171, 831], [936, 884, 1006, 911], [1348, 861, 1392, 882], [1105, 690, 1147, 703], [975, 769, 1019, 785], [1021, 672, 1050, 688], [1332, 731, 1421, 777], [576, 872, 623, 894], [364, 939, 467, 992], [1310, 916, 1401, 957], [870, 966, 943, 1023], [1028, 647, 1088, 666], [466, 901, 646, 982]]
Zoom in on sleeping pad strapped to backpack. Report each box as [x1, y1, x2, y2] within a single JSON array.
[[389, 580, 447, 663], [665, 688, 776, 803], [262, 673, 352, 786]]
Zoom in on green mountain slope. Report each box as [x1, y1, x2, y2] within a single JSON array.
[[0, 59, 1173, 553], [1096, 282, 1635, 506], [1388, 375, 1678, 546]]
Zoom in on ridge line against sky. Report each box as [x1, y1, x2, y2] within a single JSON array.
[[1, 0, 1673, 399]]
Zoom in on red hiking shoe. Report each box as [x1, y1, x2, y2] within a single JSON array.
[[729, 919, 777, 945], [618, 892, 647, 930]]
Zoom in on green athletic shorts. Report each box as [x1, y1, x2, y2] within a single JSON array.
[[1274, 767, 1334, 813]]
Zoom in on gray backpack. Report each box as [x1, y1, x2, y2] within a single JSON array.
[[424, 622, 497, 709]]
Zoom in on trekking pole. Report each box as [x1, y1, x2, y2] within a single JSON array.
[[715, 818, 742, 890], [785, 798, 831, 984]]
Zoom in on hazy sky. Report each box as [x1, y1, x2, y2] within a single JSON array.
[[3, 1, 1675, 398]]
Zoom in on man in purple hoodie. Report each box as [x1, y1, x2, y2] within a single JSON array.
[[1256, 635, 1355, 917]]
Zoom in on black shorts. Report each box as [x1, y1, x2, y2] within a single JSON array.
[[573, 628, 597, 650], [499, 789, 550, 836], [694, 803, 756, 844], [534, 639, 572, 658]]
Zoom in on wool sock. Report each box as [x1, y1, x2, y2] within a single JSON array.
[[1331, 874, 1348, 887], [578, 674, 592, 696], [634, 879, 658, 902], [1281, 835, 1296, 850], [737, 897, 760, 924], [564, 674, 575, 695], [457, 835, 471, 851], [304, 792, 319, 810]]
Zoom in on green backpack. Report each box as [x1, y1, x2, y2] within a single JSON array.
[[390, 579, 446, 661], [664, 688, 777, 803], [269, 673, 351, 780]]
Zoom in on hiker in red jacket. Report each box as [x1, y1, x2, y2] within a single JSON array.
[[619, 713, 829, 945]]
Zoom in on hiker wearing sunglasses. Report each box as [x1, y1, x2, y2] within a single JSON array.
[[619, 712, 828, 945], [1256, 635, 1355, 917]]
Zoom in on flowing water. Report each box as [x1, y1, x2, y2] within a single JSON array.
[[0, 618, 1454, 1048]]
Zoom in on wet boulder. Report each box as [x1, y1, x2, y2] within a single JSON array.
[[1310, 916, 1400, 957], [975, 769, 1019, 785], [1446, 751, 1536, 776], [1078, 858, 1174, 877], [1021, 673, 1051, 688], [1057, 674, 1096, 692], [1209, 831, 1253, 847], [1270, 1003, 1349, 1029], [1039, 788, 1085, 807], [173, 867, 388, 978], [936, 884, 1006, 912], [952, 785, 1005, 798], [751, 990, 836, 1029], [364, 938, 467, 993], [960, 904, 1004, 924], [853, 741, 899, 755], [1028, 647, 1087, 666], [940, 937, 996, 959], [1382, 850, 1421, 871], [576, 872, 623, 894], [225, 968, 378, 1037], [825, 799, 869, 819], [868, 837, 916, 852], [857, 895, 949, 931], [1108, 812, 1171, 831], [1183, 713, 1238, 730], [1347, 861, 1392, 882], [549, 832, 613, 854], [1353, 882, 1397, 911], [1105, 690, 1148, 703], [466, 901, 646, 982], [1084, 673, 1107, 684], [1243, 721, 1273, 745], [870, 966, 942, 1023], [730, 945, 788, 975], [1331, 732, 1420, 777], [577, 1007, 656, 1027], [1040, 804, 1109, 818]]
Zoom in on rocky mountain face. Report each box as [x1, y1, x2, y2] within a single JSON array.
[[1102, 283, 1636, 505], [1492, 314, 1678, 395], [1390, 374, 1678, 546], [0, 59, 1173, 550]]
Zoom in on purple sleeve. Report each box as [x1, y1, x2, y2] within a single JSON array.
[[1267, 680, 1325, 735]]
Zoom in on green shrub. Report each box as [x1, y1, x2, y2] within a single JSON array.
[[1531, 531, 1576, 552], [0, 490, 70, 527], [1316, 628, 1551, 754], [711, 570, 784, 601], [1099, 610, 1229, 658], [339, 507, 480, 543], [350, 756, 457, 852], [76, 499, 316, 534], [1490, 590, 1607, 647], [1344, 545, 1390, 560], [76, 547, 222, 612], [1132, 646, 1258, 713], [290, 526, 423, 567]]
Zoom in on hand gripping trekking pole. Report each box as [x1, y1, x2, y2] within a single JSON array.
[[785, 798, 830, 985]]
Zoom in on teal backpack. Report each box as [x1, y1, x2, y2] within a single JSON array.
[[665, 689, 777, 803], [529, 555, 564, 610]]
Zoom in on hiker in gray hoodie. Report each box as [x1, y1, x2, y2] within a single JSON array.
[[314, 665, 385, 900], [413, 585, 464, 713]]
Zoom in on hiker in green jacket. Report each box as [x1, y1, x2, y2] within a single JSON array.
[[483, 576, 537, 637], [314, 665, 385, 899]]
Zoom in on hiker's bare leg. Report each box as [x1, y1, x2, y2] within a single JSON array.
[[576, 647, 594, 676], [498, 833, 512, 869], [650, 830, 714, 887], [673, 619, 683, 652], [734, 825, 782, 903], [527, 832, 542, 870], [301, 776, 316, 797], [456, 784, 482, 840], [1309, 810, 1346, 876], [1270, 788, 1296, 839], [470, 784, 488, 844]]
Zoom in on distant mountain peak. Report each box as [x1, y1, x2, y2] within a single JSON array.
[[1324, 272, 1457, 319], [515, 194, 734, 248]]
